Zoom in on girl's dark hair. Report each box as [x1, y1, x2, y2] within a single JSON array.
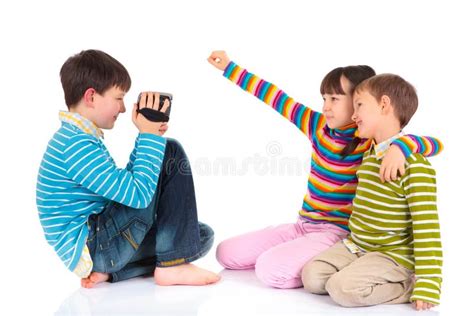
[[60, 50, 131, 109], [320, 65, 375, 95], [340, 137, 362, 159], [320, 65, 376, 159]]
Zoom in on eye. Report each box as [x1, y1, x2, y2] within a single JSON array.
[[331, 97, 338, 101]]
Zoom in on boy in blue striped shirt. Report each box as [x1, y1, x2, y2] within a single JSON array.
[[36, 49, 220, 288]]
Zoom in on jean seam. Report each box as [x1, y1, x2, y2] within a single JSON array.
[[156, 251, 203, 268]]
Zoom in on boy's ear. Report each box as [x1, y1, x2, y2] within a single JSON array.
[[84, 88, 96, 108], [380, 95, 392, 114]]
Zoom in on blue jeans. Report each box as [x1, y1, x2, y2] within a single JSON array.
[[86, 139, 214, 282]]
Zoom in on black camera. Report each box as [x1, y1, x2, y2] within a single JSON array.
[[136, 92, 172, 122]]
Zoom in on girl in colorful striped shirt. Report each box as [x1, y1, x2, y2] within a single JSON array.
[[302, 74, 442, 311], [208, 51, 442, 289]]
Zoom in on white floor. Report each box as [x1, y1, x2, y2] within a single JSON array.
[[53, 268, 441, 316]]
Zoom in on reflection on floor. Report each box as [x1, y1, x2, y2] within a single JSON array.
[[56, 269, 439, 316]]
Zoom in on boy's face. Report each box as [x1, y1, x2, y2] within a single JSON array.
[[92, 86, 126, 129], [322, 76, 355, 129], [352, 89, 382, 140]]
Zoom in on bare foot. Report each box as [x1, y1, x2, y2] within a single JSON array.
[[154, 263, 221, 286], [81, 272, 109, 289]]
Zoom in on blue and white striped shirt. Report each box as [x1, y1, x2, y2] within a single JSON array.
[[36, 112, 166, 272]]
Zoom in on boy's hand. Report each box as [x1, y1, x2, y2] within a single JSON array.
[[379, 145, 406, 182], [208, 51, 230, 71], [412, 300, 436, 311], [132, 92, 170, 136]]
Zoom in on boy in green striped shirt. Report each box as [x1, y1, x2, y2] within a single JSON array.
[[301, 74, 442, 311]]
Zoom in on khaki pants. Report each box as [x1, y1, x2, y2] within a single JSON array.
[[302, 241, 414, 307]]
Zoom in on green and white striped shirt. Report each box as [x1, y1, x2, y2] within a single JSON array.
[[348, 134, 442, 305]]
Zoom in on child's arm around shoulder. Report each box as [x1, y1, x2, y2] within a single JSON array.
[[379, 135, 444, 183], [392, 135, 443, 159], [208, 50, 323, 140]]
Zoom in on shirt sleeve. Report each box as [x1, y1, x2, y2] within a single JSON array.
[[223, 61, 324, 141], [402, 155, 442, 305], [126, 135, 140, 171], [391, 135, 444, 158], [63, 133, 167, 209]]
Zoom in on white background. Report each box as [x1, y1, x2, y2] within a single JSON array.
[[0, 0, 471, 314]]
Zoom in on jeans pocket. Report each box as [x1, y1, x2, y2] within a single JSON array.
[[121, 219, 148, 251]]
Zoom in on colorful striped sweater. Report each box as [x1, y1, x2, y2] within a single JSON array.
[[223, 62, 443, 230], [349, 140, 442, 304], [36, 112, 167, 272]]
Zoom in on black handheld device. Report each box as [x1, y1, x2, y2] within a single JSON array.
[[136, 92, 172, 122]]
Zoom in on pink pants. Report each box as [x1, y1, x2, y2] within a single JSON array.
[[216, 218, 348, 289]]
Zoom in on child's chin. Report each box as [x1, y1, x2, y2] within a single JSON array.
[[358, 131, 369, 139], [326, 121, 338, 129]]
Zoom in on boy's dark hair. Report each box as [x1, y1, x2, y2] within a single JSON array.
[[320, 66, 376, 159], [60, 49, 131, 109], [355, 74, 418, 129]]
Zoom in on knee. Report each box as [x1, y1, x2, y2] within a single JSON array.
[[325, 273, 356, 307], [199, 222, 214, 241], [164, 137, 183, 153], [198, 222, 214, 254], [163, 138, 191, 171], [254, 252, 299, 289], [301, 260, 333, 294], [215, 239, 245, 269]]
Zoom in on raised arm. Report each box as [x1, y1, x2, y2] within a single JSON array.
[[65, 92, 169, 209], [208, 51, 324, 140], [127, 92, 170, 171], [126, 135, 139, 171], [64, 133, 166, 209]]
